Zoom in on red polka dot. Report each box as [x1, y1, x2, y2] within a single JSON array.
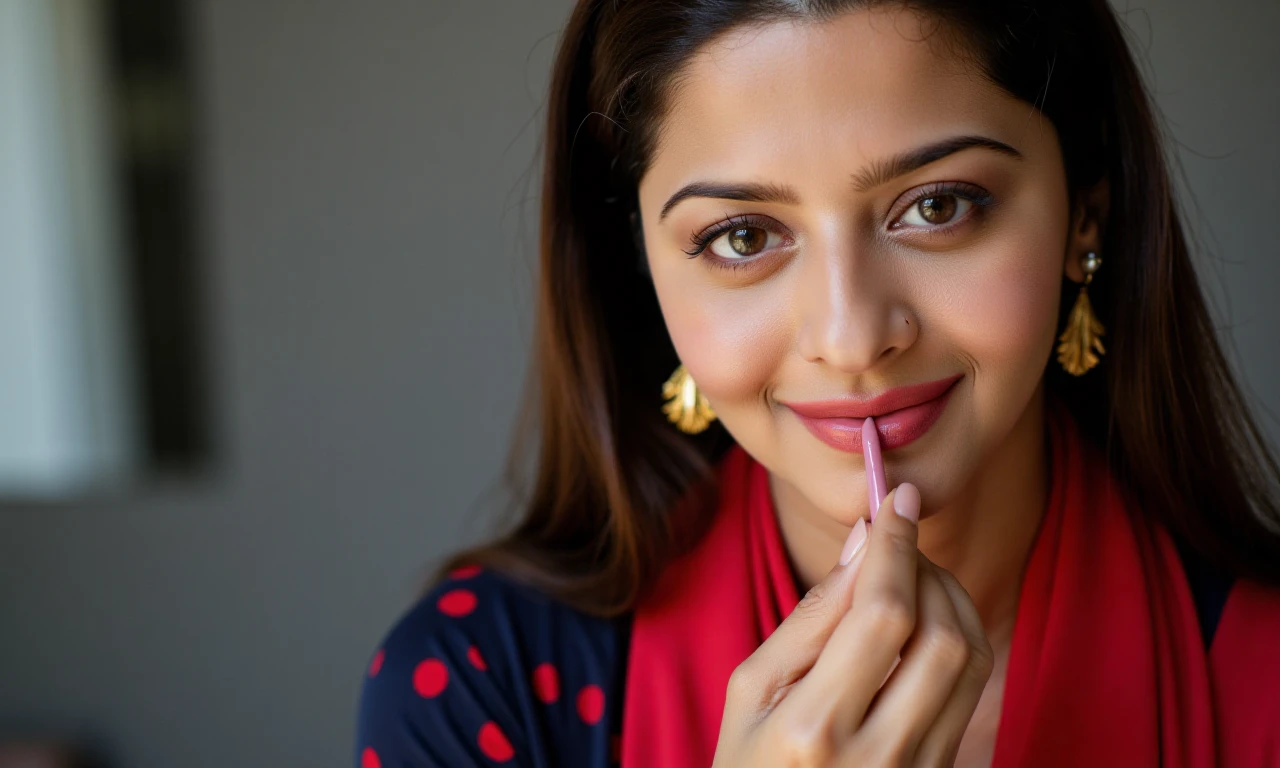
[[450, 564, 483, 580], [368, 649, 384, 677], [532, 662, 560, 703], [577, 684, 605, 724], [467, 644, 488, 671], [477, 721, 515, 762], [437, 588, 477, 617], [361, 747, 381, 768], [413, 658, 449, 698]]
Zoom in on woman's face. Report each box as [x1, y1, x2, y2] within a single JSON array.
[[637, 9, 1085, 524]]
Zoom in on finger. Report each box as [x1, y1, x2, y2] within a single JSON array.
[[726, 516, 871, 717], [786, 482, 921, 734], [911, 557, 996, 767], [853, 559, 967, 761]]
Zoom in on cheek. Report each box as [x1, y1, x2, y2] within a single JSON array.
[[647, 264, 788, 407], [949, 246, 1061, 365], [920, 214, 1066, 426]]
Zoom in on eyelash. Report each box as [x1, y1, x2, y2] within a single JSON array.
[[682, 213, 778, 265], [889, 181, 995, 232], [682, 181, 996, 271]]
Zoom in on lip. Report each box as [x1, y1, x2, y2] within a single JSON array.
[[783, 373, 962, 452]]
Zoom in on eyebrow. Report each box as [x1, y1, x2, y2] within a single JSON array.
[[657, 134, 1023, 222]]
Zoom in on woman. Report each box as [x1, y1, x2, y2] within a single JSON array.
[[355, 0, 1280, 765]]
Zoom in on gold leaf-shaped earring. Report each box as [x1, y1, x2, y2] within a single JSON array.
[[1056, 251, 1106, 376], [662, 363, 717, 434]]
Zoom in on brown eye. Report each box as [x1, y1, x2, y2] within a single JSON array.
[[918, 195, 957, 223], [900, 193, 972, 228], [707, 225, 780, 260], [727, 227, 767, 256]]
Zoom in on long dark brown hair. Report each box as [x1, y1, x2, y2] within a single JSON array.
[[430, 0, 1280, 617]]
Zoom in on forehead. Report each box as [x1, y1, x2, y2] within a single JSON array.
[[642, 8, 1045, 204]]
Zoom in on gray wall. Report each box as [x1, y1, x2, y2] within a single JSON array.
[[1, 1, 1276, 767]]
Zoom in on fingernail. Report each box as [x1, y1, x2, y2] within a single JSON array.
[[840, 517, 868, 565], [893, 482, 920, 523]]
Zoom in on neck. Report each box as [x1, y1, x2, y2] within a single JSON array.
[[771, 386, 1049, 643]]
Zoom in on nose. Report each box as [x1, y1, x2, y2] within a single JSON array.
[[795, 239, 918, 374]]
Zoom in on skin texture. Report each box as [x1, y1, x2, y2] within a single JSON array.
[[636, 8, 1107, 765]]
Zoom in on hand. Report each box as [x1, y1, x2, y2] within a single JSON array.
[[711, 483, 995, 767]]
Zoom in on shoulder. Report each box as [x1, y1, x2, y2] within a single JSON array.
[[1209, 577, 1280, 764], [354, 564, 630, 768], [373, 564, 629, 670]]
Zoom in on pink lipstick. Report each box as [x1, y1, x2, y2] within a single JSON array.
[[783, 373, 961, 453]]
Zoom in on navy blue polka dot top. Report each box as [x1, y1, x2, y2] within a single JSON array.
[[354, 544, 1232, 767], [354, 564, 633, 767]]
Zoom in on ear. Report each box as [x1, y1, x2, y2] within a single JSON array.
[[1063, 176, 1110, 283]]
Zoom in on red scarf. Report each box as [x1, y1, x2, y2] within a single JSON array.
[[621, 402, 1280, 767]]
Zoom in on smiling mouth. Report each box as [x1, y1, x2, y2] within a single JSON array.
[[781, 373, 962, 452]]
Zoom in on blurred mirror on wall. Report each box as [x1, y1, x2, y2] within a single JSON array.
[[1, 0, 209, 499]]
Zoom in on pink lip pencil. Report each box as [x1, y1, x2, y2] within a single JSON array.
[[862, 416, 888, 522], [863, 414, 903, 685]]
